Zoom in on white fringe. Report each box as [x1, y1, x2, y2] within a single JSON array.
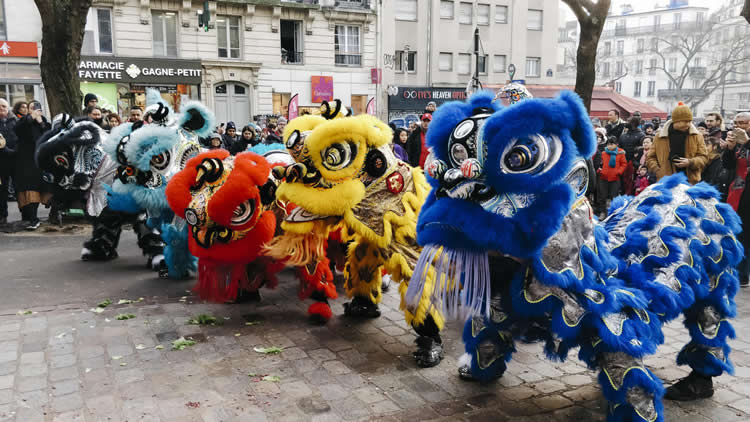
[[405, 244, 491, 321]]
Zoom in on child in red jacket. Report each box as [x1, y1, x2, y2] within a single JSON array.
[[597, 136, 626, 218], [635, 165, 651, 195]]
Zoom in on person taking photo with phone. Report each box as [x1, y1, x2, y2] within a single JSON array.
[[13, 100, 50, 230], [646, 102, 707, 185], [721, 112, 750, 286]]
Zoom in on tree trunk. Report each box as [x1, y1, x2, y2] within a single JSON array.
[[743, 0, 750, 25], [574, 28, 601, 112], [34, 0, 92, 116]]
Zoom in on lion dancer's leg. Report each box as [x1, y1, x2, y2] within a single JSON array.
[[81, 206, 125, 261], [667, 277, 737, 401], [132, 213, 166, 270], [594, 350, 665, 422], [343, 239, 384, 318], [159, 219, 196, 279], [297, 256, 338, 323]]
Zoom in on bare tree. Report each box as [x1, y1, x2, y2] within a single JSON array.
[[560, 0, 612, 112], [33, 0, 92, 116], [651, 13, 750, 110]]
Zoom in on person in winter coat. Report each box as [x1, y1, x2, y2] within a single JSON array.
[[618, 116, 644, 194], [646, 102, 708, 185], [0, 99, 17, 225], [605, 109, 625, 140], [701, 136, 729, 197], [406, 113, 431, 168], [221, 121, 239, 150], [229, 125, 260, 155], [634, 165, 651, 195], [392, 128, 409, 162], [705, 112, 726, 140], [13, 100, 50, 230], [596, 136, 626, 217], [720, 112, 750, 286]]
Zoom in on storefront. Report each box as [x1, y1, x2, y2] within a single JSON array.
[[387, 86, 468, 128], [78, 56, 202, 116], [0, 41, 45, 111]]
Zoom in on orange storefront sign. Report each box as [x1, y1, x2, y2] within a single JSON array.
[[0, 41, 38, 58]]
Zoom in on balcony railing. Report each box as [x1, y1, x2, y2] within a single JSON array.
[[334, 0, 370, 8], [282, 0, 319, 3], [658, 88, 708, 99], [689, 66, 707, 77], [335, 53, 361, 66], [281, 50, 304, 64], [601, 22, 703, 38]]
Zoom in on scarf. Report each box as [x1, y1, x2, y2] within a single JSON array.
[[668, 125, 687, 160], [604, 146, 623, 168]]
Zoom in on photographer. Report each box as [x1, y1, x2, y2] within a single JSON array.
[[646, 102, 707, 185]]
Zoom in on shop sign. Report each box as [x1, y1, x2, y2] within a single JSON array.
[[78, 56, 202, 84], [0, 41, 38, 58], [311, 76, 333, 103], [387, 86, 468, 111]]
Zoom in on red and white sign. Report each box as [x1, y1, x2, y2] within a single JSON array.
[[288, 93, 299, 120], [366, 97, 376, 115], [0, 41, 38, 58], [370, 68, 381, 84]]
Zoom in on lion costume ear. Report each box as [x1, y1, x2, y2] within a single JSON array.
[[178, 101, 216, 138]]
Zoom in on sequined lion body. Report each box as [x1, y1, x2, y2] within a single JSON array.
[[407, 91, 742, 421], [266, 103, 445, 363]]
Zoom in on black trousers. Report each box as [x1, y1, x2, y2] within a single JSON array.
[[596, 178, 620, 215], [0, 173, 8, 219]]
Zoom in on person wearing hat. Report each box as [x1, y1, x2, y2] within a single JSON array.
[[424, 101, 437, 115], [406, 112, 431, 168], [206, 133, 223, 150], [221, 121, 239, 150], [82, 93, 98, 113], [646, 102, 707, 185]]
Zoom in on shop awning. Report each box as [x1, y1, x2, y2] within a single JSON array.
[[486, 84, 667, 119]]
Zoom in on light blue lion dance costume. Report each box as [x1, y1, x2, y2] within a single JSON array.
[[406, 91, 742, 421], [102, 91, 215, 278]]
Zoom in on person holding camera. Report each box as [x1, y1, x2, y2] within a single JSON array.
[[646, 102, 707, 185]]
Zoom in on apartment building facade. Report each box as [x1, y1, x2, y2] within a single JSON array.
[[0, 1, 44, 108], [380, 0, 559, 125]]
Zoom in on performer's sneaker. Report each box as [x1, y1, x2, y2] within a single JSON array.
[[232, 289, 261, 304], [458, 364, 475, 381], [740, 276, 749, 288], [413, 335, 444, 368], [343, 296, 381, 318], [81, 247, 118, 261], [381, 274, 392, 292], [665, 371, 714, 401]]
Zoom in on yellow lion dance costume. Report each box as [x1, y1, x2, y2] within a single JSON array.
[[265, 101, 445, 367]]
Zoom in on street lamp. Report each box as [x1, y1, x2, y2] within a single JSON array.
[[720, 73, 738, 117]]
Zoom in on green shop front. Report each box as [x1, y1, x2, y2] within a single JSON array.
[[77, 56, 202, 115]]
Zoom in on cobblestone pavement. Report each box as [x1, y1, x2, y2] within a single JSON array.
[[1, 271, 750, 422]]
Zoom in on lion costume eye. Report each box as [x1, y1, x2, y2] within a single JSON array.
[[500, 134, 562, 175], [321, 142, 356, 171], [54, 153, 70, 169], [230, 199, 256, 226], [150, 150, 171, 171]]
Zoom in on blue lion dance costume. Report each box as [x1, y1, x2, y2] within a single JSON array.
[[405, 91, 742, 421], [102, 94, 215, 278]]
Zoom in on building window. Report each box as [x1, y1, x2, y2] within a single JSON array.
[[395, 0, 418, 21], [335, 25, 361, 66], [280, 20, 303, 64], [653, 15, 661, 30], [697, 11, 704, 25], [668, 58, 677, 72], [152, 11, 178, 57], [636, 38, 644, 53], [217, 16, 241, 59], [459, 2, 472, 25], [694, 57, 701, 67], [635, 60, 643, 75], [615, 19, 626, 36], [440, 1, 454, 19], [526, 57, 541, 78], [477, 4, 490, 25], [82, 8, 113, 55], [603, 41, 611, 56], [495, 5, 508, 23], [634, 81, 641, 97], [493, 54, 506, 73], [527, 9, 542, 31], [615, 82, 622, 93], [395, 50, 417, 73], [439, 52, 452, 71], [616, 40, 624, 55], [457, 53, 471, 74], [616, 61, 623, 76], [602, 62, 610, 77], [478, 55, 488, 75], [650, 38, 658, 52], [649, 58, 657, 75], [673, 12, 681, 30], [647, 81, 656, 96]]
